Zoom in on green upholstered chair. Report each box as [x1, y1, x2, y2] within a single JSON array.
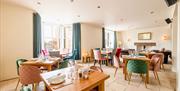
[[138, 53, 146, 56], [127, 60, 148, 88], [20, 87, 31, 91], [94, 48, 100, 50], [63, 49, 77, 61], [58, 60, 69, 69], [16, 59, 28, 91]]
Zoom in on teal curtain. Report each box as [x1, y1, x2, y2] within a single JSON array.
[[114, 31, 117, 48], [72, 23, 81, 60], [102, 27, 105, 48], [33, 13, 41, 58]]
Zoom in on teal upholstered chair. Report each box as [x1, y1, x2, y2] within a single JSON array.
[[64, 49, 77, 61], [138, 53, 146, 56], [63, 49, 77, 67], [127, 59, 148, 88], [94, 48, 100, 50], [16, 59, 28, 91]]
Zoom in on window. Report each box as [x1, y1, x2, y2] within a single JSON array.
[[42, 22, 72, 52], [105, 30, 114, 48]]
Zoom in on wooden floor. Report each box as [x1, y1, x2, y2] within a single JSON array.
[[0, 63, 176, 91]]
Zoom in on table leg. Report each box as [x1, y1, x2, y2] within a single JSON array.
[[106, 54, 109, 66], [45, 85, 50, 91], [123, 67, 126, 80], [123, 59, 128, 80], [85, 57, 87, 63], [47, 65, 52, 71], [146, 62, 149, 83], [57, 61, 59, 69], [98, 81, 105, 91]]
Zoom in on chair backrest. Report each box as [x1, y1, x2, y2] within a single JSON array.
[[19, 65, 42, 85], [72, 49, 78, 60], [115, 48, 121, 58], [113, 55, 120, 68], [16, 59, 28, 75], [94, 48, 100, 50], [90, 66, 103, 72], [41, 49, 49, 56], [82, 49, 88, 56], [127, 60, 148, 74], [90, 49, 94, 57], [150, 54, 161, 71], [110, 49, 115, 58], [93, 50, 101, 60]]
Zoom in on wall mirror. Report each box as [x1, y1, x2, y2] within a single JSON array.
[[138, 32, 152, 40]]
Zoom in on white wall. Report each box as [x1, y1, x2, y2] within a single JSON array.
[[177, 1, 180, 91], [120, 26, 172, 50], [171, 4, 178, 72], [0, 2, 33, 81], [81, 23, 102, 54]]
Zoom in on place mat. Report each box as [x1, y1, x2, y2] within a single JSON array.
[[52, 79, 73, 90], [30, 58, 38, 61]]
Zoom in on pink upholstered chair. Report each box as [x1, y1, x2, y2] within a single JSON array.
[[115, 48, 121, 58], [113, 48, 125, 77], [113, 55, 121, 77], [19, 65, 42, 91], [93, 50, 107, 68], [149, 54, 161, 84], [41, 49, 49, 56]]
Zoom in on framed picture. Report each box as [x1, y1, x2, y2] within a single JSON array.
[[138, 32, 152, 40]]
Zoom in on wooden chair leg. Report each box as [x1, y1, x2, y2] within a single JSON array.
[[85, 57, 87, 63], [82, 57, 84, 63], [153, 71, 157, 79], [21, 85, 24, 91], [140, 74, 143, 81], [32, 84, 35, 91], [114, 68, 118, 77], [15, 78, 20, 91], [35, 83, 38, 91], [141, 74, 147, 88], [162, 64, 165, 71], [99, 60, 101, 68], [87, 57, 90, 63], [94, 60, 96, 66], [155, 72, 160, 85], [128, 73, 132, 84]]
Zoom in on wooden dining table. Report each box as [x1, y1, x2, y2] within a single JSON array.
[[122, 55, 150, 83], [40, 67, 110, 91], [21, 58, 60, 71]]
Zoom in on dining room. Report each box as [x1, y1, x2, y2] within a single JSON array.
[[0, 0, 180, 91]]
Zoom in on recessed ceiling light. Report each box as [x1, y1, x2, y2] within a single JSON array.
[[37, 1, 41, 5], [77, 15, 80, 17], [70, 0, 74, 2], [150, 11, 154, 14], [120, 18, 124, 22], [97, 6, 101, 8]]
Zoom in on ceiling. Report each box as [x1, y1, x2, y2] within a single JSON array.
[[2, 0, 176, 30]]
